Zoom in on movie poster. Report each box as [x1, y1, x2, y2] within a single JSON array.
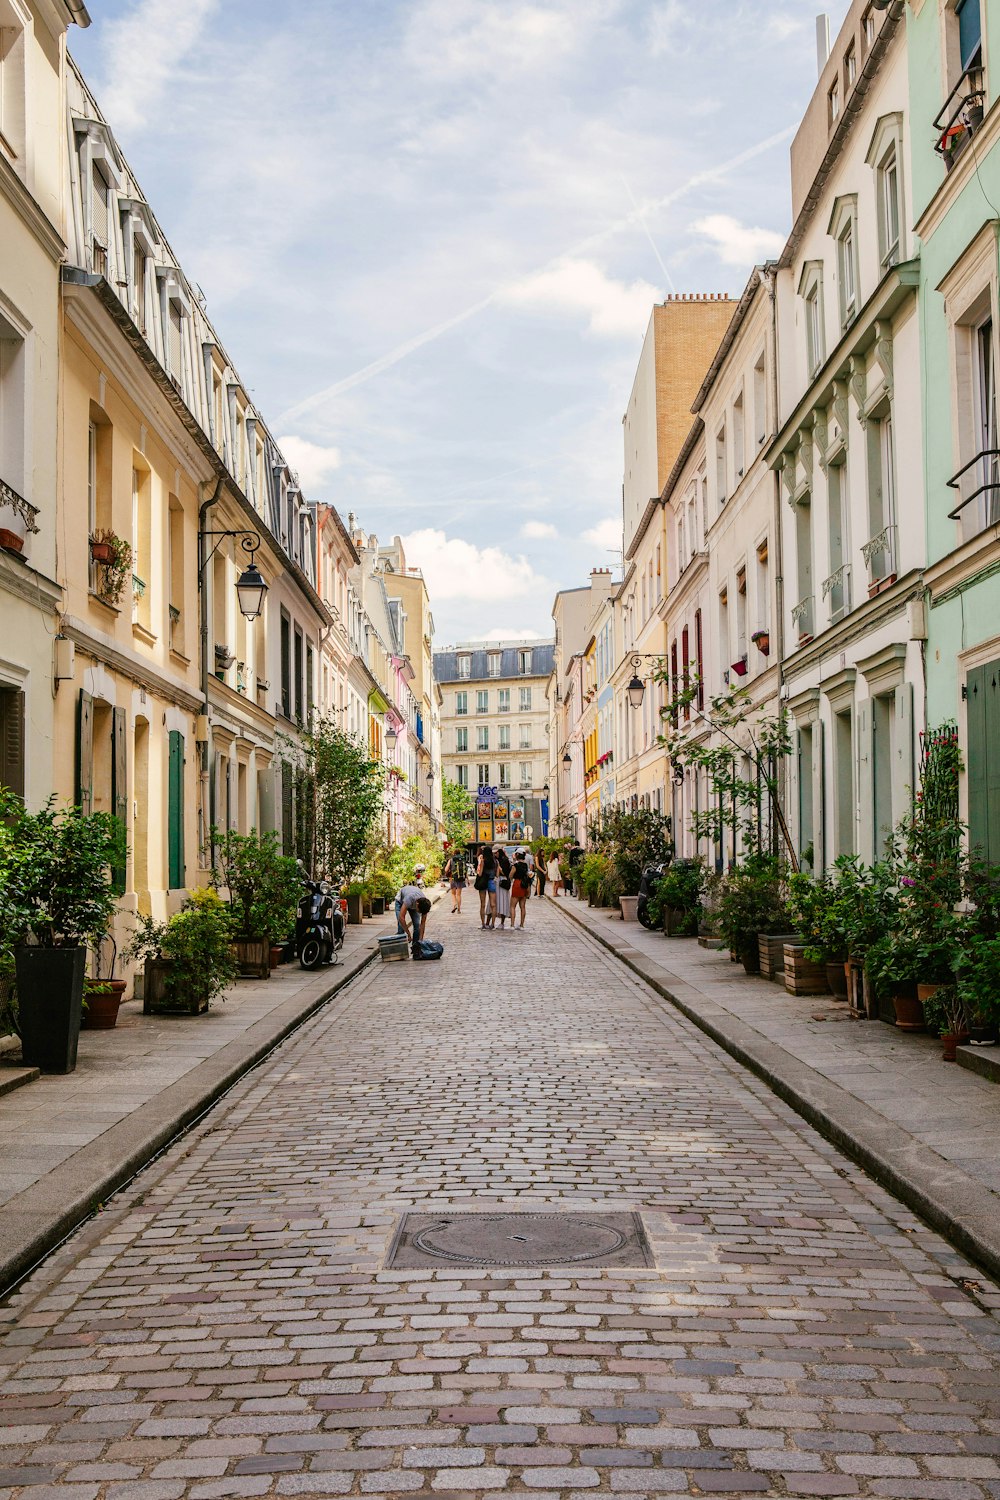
[[476, 818, 493, 843], [494, 820, 509, 841]]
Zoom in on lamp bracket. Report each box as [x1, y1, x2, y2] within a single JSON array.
[[198, 528, 262, 581]]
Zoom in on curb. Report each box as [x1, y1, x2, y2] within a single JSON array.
[[0, 936, 381, 1302], [550, 894, 1000, 1285]]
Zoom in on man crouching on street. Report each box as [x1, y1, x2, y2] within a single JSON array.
[[396, 883, 432, 948]]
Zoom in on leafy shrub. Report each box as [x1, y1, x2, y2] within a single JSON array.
[[716, 857, 791, 960], [125, 889, 237, 1008], [211, 827, 301, 942]]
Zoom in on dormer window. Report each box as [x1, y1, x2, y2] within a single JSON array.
[[518, 649, 532, 674], [845, 42, 857, 89], [799, 260, 826, 376], [488, 651, 501, 677], [829, 79, 841, 125], [90, 162, 111, 276], [457, 654, 471, 679]]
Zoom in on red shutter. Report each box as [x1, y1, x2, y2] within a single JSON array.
[[695, 610, 704, 711]]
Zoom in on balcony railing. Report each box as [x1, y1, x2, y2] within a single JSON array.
[[821, 562, 852, 624], [0, 477, 40, 536], [934, 65, 985, 171], [947, 448, 1000, 540], [791, 594, 814, 643], [861, 523, 897, 592]]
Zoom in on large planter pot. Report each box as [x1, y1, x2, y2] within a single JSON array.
[[363, 898, 373, 918], [15, 946, 86, 1073], [619, 895, 639, 923], [740, 942, 761, 975], [664, 906, 695, 938], [0, 527, 24, 554], [346, 892, 363, 925], [892, 989, 925, 1032], [143, 957, 208, 1016], [758, 932, 800, 982], [231, 937, 270, 979], [81, 979, 127, 1030], [372, 897, 386, 916], [783, 943, 830, 997], [825, 961, 849, 1001], [847, 958, 871, 1017], [269, 944, 284, 971]]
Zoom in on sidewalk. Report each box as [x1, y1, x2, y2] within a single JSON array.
[[0, 910, 397, 1297], [550, 890, 1000, 1282]]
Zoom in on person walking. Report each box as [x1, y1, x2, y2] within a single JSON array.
[[546, 849, 562, 896], [566, 840, 583, 897], [535, 847, 547, 897], [522, 846, 534, 901], [443, 849, 467, 914], [494, 846, 512, 929], [475, 844, 497, 928], [510, 848, 532, 929]]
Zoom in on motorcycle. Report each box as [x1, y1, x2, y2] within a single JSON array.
[[637, 859, 672, 930], [296, 877, 345, 969]]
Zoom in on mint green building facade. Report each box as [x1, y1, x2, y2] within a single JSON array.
[[908, 0, 1000, 863]]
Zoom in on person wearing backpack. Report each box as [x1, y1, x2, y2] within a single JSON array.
[[510, 848, 532, 929], [444, 849, 468, 914]]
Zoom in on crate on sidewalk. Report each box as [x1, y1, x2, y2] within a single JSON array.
[[759, 932, 801, 983], [379, 935, 410, 963], [783, 942, 830, 997]]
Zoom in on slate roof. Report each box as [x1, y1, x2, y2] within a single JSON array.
[[434, 642, 555, 684]]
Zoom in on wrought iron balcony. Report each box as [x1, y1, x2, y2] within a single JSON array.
[[861, 524, 897, 592], [791, 594, 814, 642], [947, 448, 1000, 538], [0, 477, 40, 535], [821, 562, 852, 624], [934, 65, 985, 170]]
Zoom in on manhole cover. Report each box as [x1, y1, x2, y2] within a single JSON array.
[[385, 1212, 653, 1269]]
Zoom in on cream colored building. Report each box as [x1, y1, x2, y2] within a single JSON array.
[[0, 0, 89, 807], [379, 535, 441, 829]]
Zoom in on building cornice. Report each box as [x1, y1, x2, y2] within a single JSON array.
[[625, 496, 661, 561], [926, 528, 1000, 605], [61, 615, 202, 714], [781, 569, 922, 680], [0, 551, 62, 613], [0, 153, 66, 262]]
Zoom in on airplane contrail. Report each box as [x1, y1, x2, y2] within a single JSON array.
[[277, 122, 796, 427]]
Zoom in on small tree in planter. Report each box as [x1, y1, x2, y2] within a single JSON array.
[[716, 856, 792, 974], [283, 716, 386, 885], [788, 870, 849, 996], [0, 791, 124, 1073], [211, 828, 301, 976], [957, 932, 1000, 1044], [648, 858, 703, 936], [125, 889, 237, 1015], [589, 805, 672, 917]]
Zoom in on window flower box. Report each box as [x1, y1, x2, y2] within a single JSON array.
[[751, 630, 770, 657]]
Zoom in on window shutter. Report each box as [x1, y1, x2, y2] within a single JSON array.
[[77, 690, 94, 816], [168, 304, 182, 378], [958, 0, 982, 70], [894, 681, 914, 824], [91, 163, 109, 244], [0, 689, 25, 799], [813, 717, 826, 875], [857, 698, 874, 864], [111, 706, 128, 895], [168, 730, 185, 889], [280, 760, 294, 855]]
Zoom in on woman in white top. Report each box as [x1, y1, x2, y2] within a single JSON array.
[[546, 852, 562, 896]]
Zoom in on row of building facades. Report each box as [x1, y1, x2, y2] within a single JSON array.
[[0, 4, 442, 958], [547, 0, 1000, 875]]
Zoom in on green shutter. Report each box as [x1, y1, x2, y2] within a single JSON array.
[[77, 690, 94, 816], [281, 759, 294, 854], [857, 698, 874, 864], [111, 706, 128, 895], [895, 681, 914, 821], [168, 730, 185, 889], [969, 659, 1000, 867], [987, 666, 1000, 867]]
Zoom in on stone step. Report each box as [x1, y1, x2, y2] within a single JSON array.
[[957, 1043, 1000, 1085], [0, 1062, 40, 1098]]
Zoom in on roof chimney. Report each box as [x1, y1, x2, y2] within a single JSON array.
[[816, 13, 830, 76]]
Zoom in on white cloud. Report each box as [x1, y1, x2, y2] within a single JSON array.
[[401, 529, 543, 603], [521, 520, 558, 540], [96, 0, 219, 133], [583, 518, 622, 551], [503, 258, 660, 340], [275, 435, 343, 494], [692, 214, 786, 269], [468, 627, 545, 642]]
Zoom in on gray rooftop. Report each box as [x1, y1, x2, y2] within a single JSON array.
[[434, 642, 555, 684]]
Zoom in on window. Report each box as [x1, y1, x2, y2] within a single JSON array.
[[715, 423, 727, 505], [294, 627, 304, 721], [826, 460, 849, 620], [756, 539, 770, 636], [519, 761, 532, 788], [87, 420, 97, 538], [518, 649, 532, 674], [655, 544, 662, 598], [880, 150, 900, 265], [864, 407, 896, 584], [718, 587, 730, 671], [976, 317, 1000, 528], [457, 654, 471, 679], [280, 612, 291, 716], [90, 162, 110, 275], [132, 244, 148, 333], [957, 0, 983, 71], [863, 4, 877, 51], [0, 13, 26, 162], [476, 688, 489, 714], [498, 687, 510, 713], [487, 652, 501, 677], [499, 763, 511, 788], [794, 497, 814, 639], [867, 115, 904, 269], [754, 353, 767, 447], [477, 726, 489, 752], [838, 219, 858, 327], [845, 42, 857, 88], [519, 724, 532, 750], [455, 690, 468, 715], [733, 389, 745, 480], [736, 566, 748, 664], [799, 262, 825, 376], [306, 642, 314, 720], [695, 609, 704, 711], [829, 79, 841, 125], [519, 686, 532, 711], [456, 727, 469, 753], [0, 686, 24, 799], [456, 765, 469, 789], [499, 724, 510, 750], [477, 762, 490, 786]]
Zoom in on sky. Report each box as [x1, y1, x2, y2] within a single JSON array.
[[71, 0, 852, 645]]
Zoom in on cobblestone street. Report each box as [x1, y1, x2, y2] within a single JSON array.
[[3, 900, 1000, 1500]]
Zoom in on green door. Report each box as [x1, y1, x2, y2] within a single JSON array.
[[168, 730, 185, 889], [967, 658, 1000, 866]]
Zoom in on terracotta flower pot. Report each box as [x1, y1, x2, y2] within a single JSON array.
[[893, 990, 925, 1032], [0, 528, 24, 554], [269, 944, 284, 971], [942, 1033, 959, 1062], [81, 979, 127, 1030], [89, 539, 114, 564]]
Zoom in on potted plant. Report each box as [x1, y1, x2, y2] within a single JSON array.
[[0, 792, 124, 1073], [345, 881, 365, 925], [214, 643, 235, 678], [126, 889, 237, 1015], [90, 529, 132, 606], [212, 827, 301, 977], [750, 629, 770, 657], [831, 855, 900, 1018], [716, 857, 791, 975], [788, 871, 849, 998], [0, 527, 23, 554], [730, 655, 749, 677], [921, 984, 969, 1061], [956, 932, 1000, 1045], [867, 930, 927, 1031], [654, 858, 703, 937], [371, 869, 395, 916]]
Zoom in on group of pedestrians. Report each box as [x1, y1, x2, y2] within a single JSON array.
[[442, 844, 544, 930]]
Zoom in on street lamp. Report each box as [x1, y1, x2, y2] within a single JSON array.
[[235, 557, 268, 621], [562, 750, 571, 769], [385, 725, 398, 751], [624, 653, 663, 712]]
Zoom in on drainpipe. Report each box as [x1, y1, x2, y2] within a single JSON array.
[[763, 265, 790, 861], [198, 478, 224, 857]]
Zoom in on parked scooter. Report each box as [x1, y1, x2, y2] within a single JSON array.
[[637, 859, 672, 930], [296, 876, 345, 969]]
